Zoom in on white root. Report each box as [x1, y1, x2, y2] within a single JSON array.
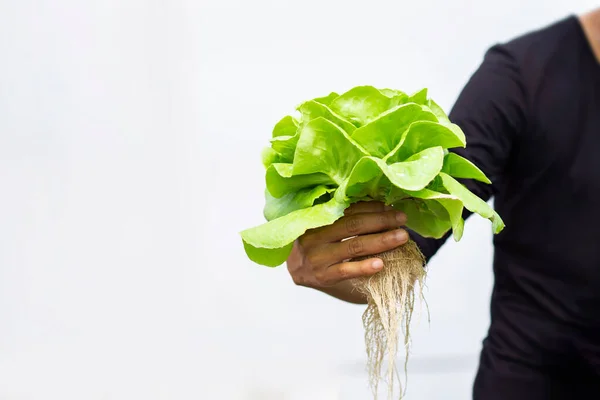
[[352, 240, 427, 400]]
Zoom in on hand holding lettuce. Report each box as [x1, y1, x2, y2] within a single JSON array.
[[241, 86, 503, 266], [240, 86, 504, 399]]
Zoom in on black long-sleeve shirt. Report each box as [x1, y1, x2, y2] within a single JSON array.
[[412, 15, 600, 376]]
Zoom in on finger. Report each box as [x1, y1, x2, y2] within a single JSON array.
[[302, 202, 395, 245], [314, 258, 385, 287], [309, 228, 409, 267], [310, 210, 406, 244], [344, 201, 394, 216]]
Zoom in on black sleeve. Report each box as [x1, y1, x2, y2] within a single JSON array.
[[411, 44, 528, 261]]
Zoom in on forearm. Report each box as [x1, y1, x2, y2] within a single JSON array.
[[315, 280, 368, 304]]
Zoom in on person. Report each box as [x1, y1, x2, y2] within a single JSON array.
[[286, 9, 600, 400]]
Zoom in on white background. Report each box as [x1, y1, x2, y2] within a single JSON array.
[[0, 1, 596, 399]]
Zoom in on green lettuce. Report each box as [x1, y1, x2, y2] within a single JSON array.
[[241, 86, 504, 266]]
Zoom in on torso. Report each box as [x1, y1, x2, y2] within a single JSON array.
[[481, 16, 600, 380]]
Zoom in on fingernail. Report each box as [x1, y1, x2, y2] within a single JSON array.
[[372, 259, 384, 270], [396, 212, 406, 224], [395, 229, 408, 241]]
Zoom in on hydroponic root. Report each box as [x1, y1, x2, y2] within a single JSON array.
[[352, 240, 426, 400]]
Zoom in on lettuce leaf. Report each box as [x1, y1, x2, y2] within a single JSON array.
[[330, 86, 404, 127], [293, 117, 368, 184], [439, 173, 504, 233], [351, 103, 437, 158], [241, 197, 349, 267], [441, 152, 491, 184], [266, 163, 333, 198], [263, 185, 334, 221]]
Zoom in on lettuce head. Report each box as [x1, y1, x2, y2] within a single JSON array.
[[241, 86, 504, 267]]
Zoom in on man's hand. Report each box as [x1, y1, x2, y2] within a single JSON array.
[[286, 201, 409, 303]]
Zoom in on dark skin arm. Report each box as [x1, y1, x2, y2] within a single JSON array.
[[286, 201, 409, 304]]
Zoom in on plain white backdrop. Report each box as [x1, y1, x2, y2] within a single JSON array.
[[0, 1, 596, 399]]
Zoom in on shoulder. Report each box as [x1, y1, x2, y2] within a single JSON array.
[[502, 15, 579, 56], [483, 15, 581, 79], [470, 15, 582, 116]]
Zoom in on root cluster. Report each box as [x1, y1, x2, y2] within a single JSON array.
[[352, 240, 427, 399]]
